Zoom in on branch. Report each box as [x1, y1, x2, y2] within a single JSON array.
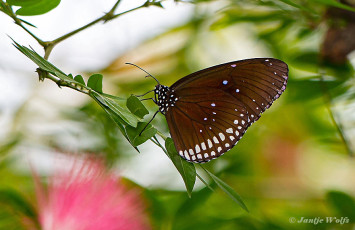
[[6, 0, 161, 59]]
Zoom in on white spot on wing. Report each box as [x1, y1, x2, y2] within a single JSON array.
[[195, 145, 201, 153], [197, 154, 202, 159], [184, 150, 190, 160], [189, 149, 194, 155], [213, 136, 219, 144], [226, 128, 233, 133], [230, 136, 235, 141], [225, 143, 230, 148], [211, 151, 216, 156], [235, 130, 240, 136], [217, 147, 222, 152], [234, 120, 238, 124], [204, 153, 209, 158], [211, 103, 216, 107], [207, 139, 213, 148], [179, 151, 184, 156], [201, 142, 206, 150], [223, 80, 228, 85], [219, 133, 225, 141], [231, 64, 237, 67]]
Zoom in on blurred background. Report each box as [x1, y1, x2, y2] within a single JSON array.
[[1, 0, 355, 229]]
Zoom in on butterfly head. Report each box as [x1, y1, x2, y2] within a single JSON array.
[[154, 85, 178, 114]]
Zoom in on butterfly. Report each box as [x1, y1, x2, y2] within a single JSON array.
[[131, 58, 288, 163]]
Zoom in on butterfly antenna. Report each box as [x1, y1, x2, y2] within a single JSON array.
[[126, 63, 160, 85]]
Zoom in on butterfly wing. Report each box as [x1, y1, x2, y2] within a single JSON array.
[[166, 58, 288, 163]]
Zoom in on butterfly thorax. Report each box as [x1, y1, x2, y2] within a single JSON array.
[[154, 84, 178, 115]]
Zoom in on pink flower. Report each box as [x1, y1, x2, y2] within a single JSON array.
[[34, 157, 151, 230]]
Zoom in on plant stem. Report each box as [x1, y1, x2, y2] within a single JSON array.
[[157, 130, 167, 140], [45, 1, 150, 58], [7, 0, 155, 59], [3, 1, 45, 46], [319, 75, 353, 156]]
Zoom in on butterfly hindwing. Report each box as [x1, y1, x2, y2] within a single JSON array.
[[166, 87, 250, 163]]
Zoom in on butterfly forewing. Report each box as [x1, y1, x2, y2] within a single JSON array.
[[164, 58, 288, 163], [166, 89, 249, 162]]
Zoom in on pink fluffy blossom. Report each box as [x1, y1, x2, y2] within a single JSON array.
[[34, 158, 151, 230]]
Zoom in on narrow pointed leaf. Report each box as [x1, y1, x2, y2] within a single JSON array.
[[101, 93, 124, 101], [313, 0, 355, 12], [12, 40, 76, 83], [165, 138, 196, 197], [203, 167, 249, 212], [126, 95, 149, 119], [91, 93, 139, 152]]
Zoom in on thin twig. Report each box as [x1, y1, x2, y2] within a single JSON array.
[[319, 74, 353, 156], [3, 1, 45, 46], [7, 0, 156, 59]]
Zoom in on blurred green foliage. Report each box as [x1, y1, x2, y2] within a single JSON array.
[[1, 0, 355, 229]]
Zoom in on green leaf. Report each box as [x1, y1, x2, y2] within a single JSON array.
[[103, 97, 138, 127], [74, 75, 85, 85], [91, 93, 139, 152], [87, 74, 103, 93], [202, 167, 249, 212], [101, 93, 124, 101], [313, 0, 355, 12], [126, 122, 157, 146], [326, 191, 355, 219], [277, 0, 316, 14], [0, 188, 37, 220], [7, 0, 61, 16], [12, 40, 75, 83], [286, 78, 345, 102], [126, 95, 149, 119], [91, 92, 138, 127], [165, 138, 196, 197]]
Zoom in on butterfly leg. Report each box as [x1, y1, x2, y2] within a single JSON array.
[[139, 110, 159, 136], [133, 89, 154, 98]]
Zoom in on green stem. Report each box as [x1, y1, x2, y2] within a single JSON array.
[[157, 130, 167, 140], [7, 0, 153, 59], [319, 75, 353, 156], [3, 2, 45, 46], [47, 1, 148, 57], [41, 71, 90, 95]]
